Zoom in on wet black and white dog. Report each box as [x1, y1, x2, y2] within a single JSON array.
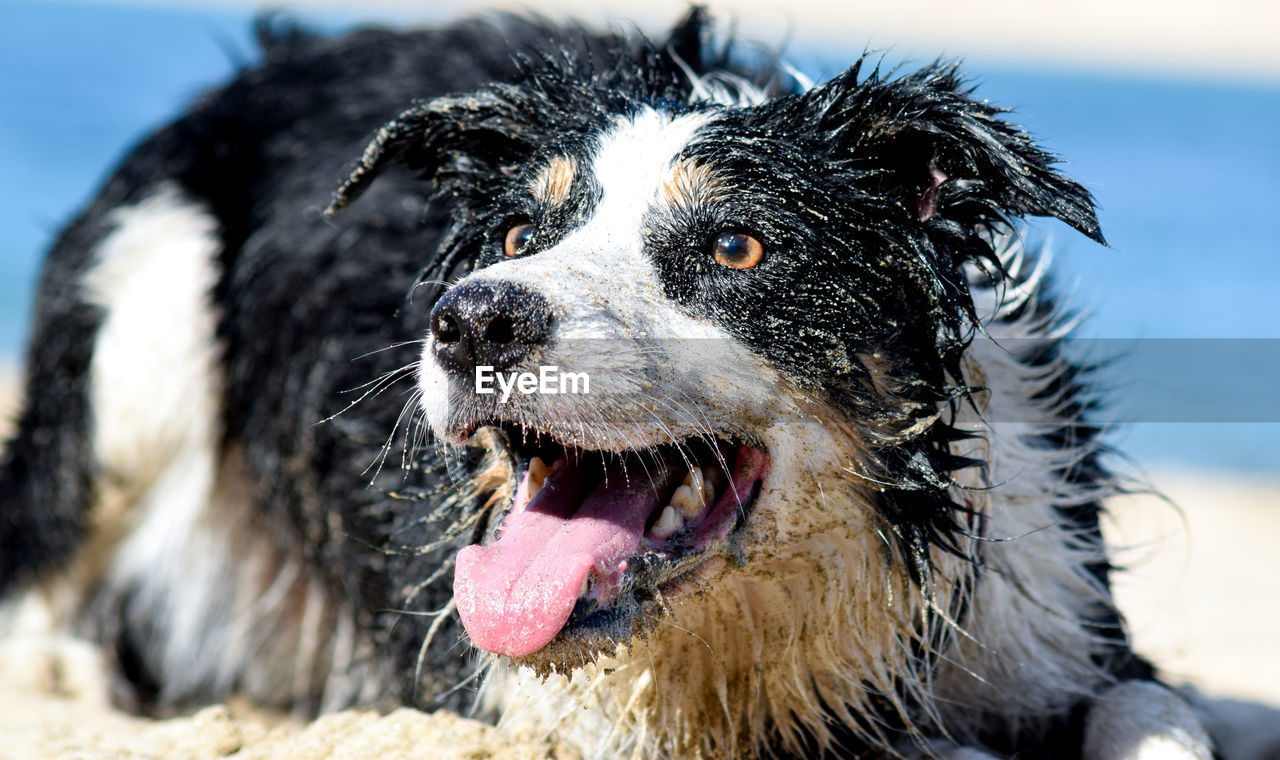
[[0, 10, 1213, 760]]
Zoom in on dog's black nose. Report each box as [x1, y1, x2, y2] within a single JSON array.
[[430, 281, 553, 375]]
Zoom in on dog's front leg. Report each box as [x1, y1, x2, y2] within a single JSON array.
[[1083, 681, 1214, 760]]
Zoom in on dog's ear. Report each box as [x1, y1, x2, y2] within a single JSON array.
[[326, 86, 536, 215], [792, 61, 1105, 244]]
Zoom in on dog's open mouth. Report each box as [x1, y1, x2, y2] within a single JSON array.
[[453, 423, 770, 662]]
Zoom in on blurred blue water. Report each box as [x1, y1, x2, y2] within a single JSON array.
[[2, 1, 1277, 473]]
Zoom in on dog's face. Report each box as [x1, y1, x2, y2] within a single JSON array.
[[421, 105, 823, 667], [330, 21, 1104, 747]]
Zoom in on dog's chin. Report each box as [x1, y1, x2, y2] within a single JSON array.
[[449, 418, 771, 675]]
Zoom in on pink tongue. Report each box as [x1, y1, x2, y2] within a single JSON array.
[[453, 461, 660, 657]]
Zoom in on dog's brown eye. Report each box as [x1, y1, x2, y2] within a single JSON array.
[[504, 223, 534, 257], [712, 231, 764, 270]]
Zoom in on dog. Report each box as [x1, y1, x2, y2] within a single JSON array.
[[0, 9, 1215, 760]]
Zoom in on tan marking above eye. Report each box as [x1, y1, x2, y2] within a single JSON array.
[[712, 232, 764, 270], [504, 223, 534, 257], [530, 155, 578, 207], [662, 159, 728, 208]]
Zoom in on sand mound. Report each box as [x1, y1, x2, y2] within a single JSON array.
[[0, 631, 574, 760]]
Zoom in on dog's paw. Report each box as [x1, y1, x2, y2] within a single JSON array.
[[1083, 681, 1214, 760], [0, 594, 112, 704], [0, 633, 111, 704]]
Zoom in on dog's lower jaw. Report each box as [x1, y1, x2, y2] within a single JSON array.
[[481, 551, 921, 760]]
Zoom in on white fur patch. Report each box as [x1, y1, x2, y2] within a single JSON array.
[[82, 184, 228, 699], [80, 186, 379, 710], [83, 184, 223, 485]]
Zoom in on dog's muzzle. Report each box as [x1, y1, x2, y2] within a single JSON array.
[[424, 277, 774, 666]]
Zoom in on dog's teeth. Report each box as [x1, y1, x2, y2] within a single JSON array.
[[700, 472, 716, 502], [684, 467, 705, 497], [527, 456, 549, 499], [649, 506, 683, 540], [669, 485, 703, 519], [578, 574, 591, 599], [529, 456, 549, 484]]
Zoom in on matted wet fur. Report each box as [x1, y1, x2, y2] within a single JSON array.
[[0, 9, 1213, 760]]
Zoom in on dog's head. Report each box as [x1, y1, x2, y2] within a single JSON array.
[[331, 10, 1103, 753]]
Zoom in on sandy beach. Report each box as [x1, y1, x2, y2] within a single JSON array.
[[0, 366, 18, 441], [1108, 473, 1280, 706]]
